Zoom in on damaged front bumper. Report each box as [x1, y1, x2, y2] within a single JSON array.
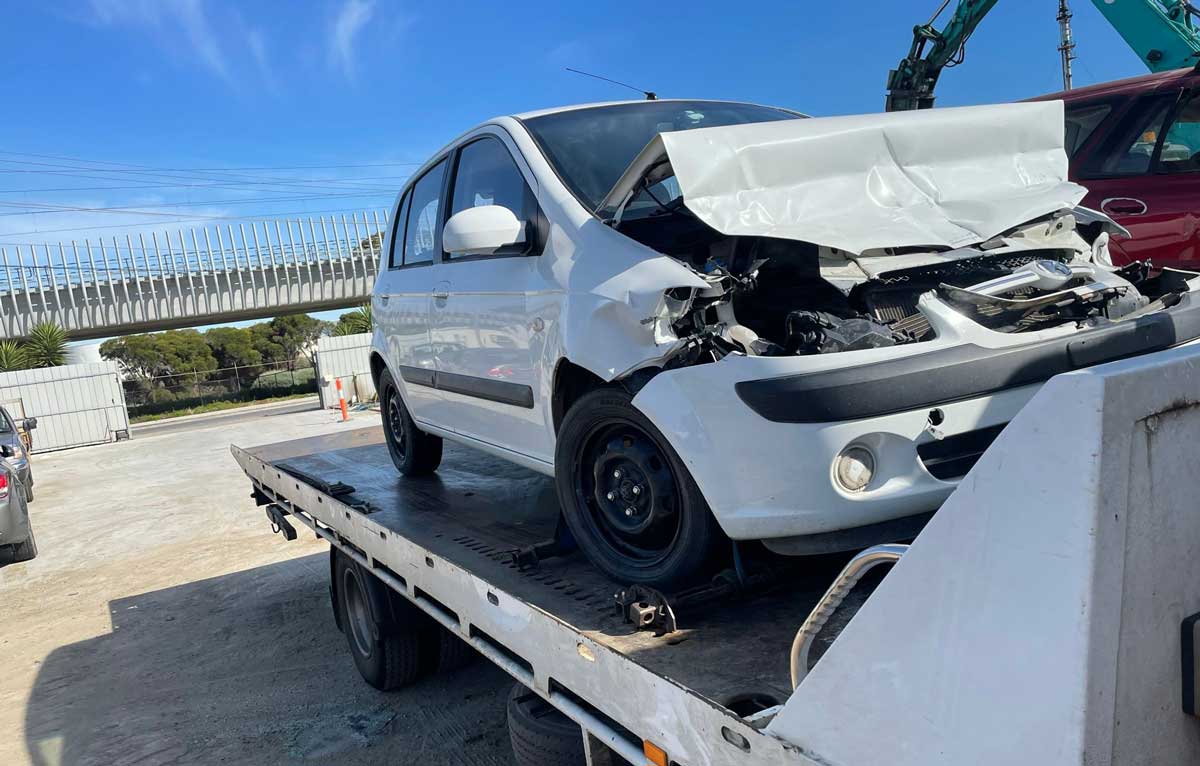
[[630, 293, 1200, 549]]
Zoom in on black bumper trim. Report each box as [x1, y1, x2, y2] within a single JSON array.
[[735, 294, 1200, 424], [398, 365, 534, 409]]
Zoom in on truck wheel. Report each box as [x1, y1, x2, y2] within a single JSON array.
[[379, 368, 442, 476], [11, 528, 37, 563], [555, 388, 719, 590], [334, 550, 432, 690], [435, 628, 478, 673], [507, 683, 585, 766]]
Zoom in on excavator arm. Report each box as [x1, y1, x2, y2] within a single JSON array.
[[1089, 0, 1200, 71], [885, 0, 1000, 111]]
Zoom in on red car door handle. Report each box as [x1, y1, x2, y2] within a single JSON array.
[[1101, 197, 1148, 216]]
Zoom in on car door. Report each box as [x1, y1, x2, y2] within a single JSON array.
[[372, 158, 448, 424], [426, 132, 551, 462], [1077, 90, 1200, 269]]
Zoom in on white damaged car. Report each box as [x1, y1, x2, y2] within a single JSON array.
[[370, 99, 1200, 587]]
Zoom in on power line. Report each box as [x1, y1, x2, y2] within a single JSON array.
[[0, 150, 424, 172], [0, 205, 391, 239], [0, 190, 393, 217], [0, 175, 410, 195]]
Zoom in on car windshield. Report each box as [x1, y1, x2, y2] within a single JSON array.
[[521, 101, 800, 212]]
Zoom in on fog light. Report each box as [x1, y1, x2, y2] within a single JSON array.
[[835, 446, 875, 492]]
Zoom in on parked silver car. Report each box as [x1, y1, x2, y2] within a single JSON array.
[[0, 460, 36, 566], [0, 405, 35, 502]]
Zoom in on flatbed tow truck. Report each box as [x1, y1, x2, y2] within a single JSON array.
[[233, 343, 1200, 766]]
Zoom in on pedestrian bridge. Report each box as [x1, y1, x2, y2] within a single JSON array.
[[0, 210, 388, 340]]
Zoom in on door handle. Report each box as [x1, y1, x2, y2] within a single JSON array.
[[432, 289, 449, 300], [378, 295, 389, 305], [1100, 197, 1148, 216]]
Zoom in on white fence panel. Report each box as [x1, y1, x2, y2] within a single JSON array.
[[315, 333, 374, 408], [0, 362, 129, 452]]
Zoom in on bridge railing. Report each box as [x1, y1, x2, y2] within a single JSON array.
[[0, 210, 390, 296]]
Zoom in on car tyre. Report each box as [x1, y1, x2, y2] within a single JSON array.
[[24, 484, 33, 503], [507, 683, 585, 766], [555, 388, 719, 590], [379, 368, 442, 476], [11, 528, 37, 563], [334, 549, 434, 690]]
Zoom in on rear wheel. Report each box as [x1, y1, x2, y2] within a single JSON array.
[[334, 550, 433, 690], [11, 528, 37, 563], [379, 368, 442, 476], [554, 388, 719, 590], [507, 683, 585, 766]]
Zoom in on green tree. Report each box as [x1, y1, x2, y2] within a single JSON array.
[[100, 334, 164, 382], [206, 327, 262, 387], [156, 329, 218, 378], [24, 322, 68, 368], [332, 304, 372, 336], [249, 322, 286, 365], [0, 340, 28, 372], [268, 314, 326, 370]]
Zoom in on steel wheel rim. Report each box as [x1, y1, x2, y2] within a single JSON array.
[[385, 386, 407, 459], [573, 420, 682, 567], [343, 569, 373, 658]]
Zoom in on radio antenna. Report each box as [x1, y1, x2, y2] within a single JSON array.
[[565, 67, 657, 100]]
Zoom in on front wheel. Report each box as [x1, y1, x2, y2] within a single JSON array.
[[554, 388, 720, 590], [378, 368, 442, 476]]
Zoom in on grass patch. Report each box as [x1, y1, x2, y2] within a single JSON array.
[[131, 392, 316, 423]]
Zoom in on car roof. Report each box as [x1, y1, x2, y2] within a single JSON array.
[[511, 98, 803, 120], [1030, 66, 1200, 103]]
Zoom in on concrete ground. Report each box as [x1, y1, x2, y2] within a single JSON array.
[[0, 404, 515, 766]]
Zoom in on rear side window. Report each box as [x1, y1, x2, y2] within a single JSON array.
[[388, 190, 410, 269], [1084, 96, 1173, 177], [403, 159, 448, 266], [1158, 91, 1200, 173], [447, 137, 536, 258], [1063, 102, 1112, 158]]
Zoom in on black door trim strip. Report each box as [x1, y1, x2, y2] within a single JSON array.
[[398, 365, 534, 409]]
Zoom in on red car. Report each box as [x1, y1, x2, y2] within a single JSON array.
[[1035, 66, 1200, 270]]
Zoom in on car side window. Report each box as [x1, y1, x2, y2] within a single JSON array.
[[403, 159, 447, 266], [446, 137, 536, 258], [1085, 96, 1173, 177], [1063, 102, 1112, 158], [1157, 91, 1200, 173], [388, 190, 411, 269]]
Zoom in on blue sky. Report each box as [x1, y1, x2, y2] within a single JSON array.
[[0, 0, 1153, 330]]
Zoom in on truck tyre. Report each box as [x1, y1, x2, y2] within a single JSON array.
[[507, 683, 585, 766], [334, 550, 432, 690], [379, 368, 442, 476], [435, 628, 478, 673], [11, 528, 37, 563], [555, 388, 719, 590]]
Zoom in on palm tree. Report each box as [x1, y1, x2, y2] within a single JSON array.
[[0, 340, 28, 372], [333, 304, 373, 336], [23, 322, 68, 368]]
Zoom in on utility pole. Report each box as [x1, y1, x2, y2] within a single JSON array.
[[1057, 0, 1077, 90]]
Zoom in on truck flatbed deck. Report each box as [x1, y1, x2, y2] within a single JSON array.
[[241, 428, 850, 705], [235, 427, 854, 765]]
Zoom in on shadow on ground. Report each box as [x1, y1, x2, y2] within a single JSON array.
[[23, 553, 514, 766]]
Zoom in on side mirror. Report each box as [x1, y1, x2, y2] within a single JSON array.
[[0, 445, 15, 458], [23, 418, 36, 431], [442, 205, 527, 256]]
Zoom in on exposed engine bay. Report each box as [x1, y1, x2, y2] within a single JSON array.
[[611, 186, 1197, 368]]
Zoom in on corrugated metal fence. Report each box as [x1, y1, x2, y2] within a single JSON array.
[[0, 362, 130, 452], [315, 333, 375, 409]]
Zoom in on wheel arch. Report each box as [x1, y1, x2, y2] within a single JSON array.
[[550, 358, 606, 435]]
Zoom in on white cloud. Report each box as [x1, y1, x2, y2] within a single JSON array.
[[329, 0, 375, 79], [84, 0, 248, 87]]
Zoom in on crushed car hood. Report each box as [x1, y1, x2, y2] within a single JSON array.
[[601, 101, 1089, 256]]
